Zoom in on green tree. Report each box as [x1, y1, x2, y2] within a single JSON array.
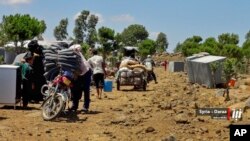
[[0, 26, 8, 46], [1, 14, 46, 47], [73, 10, 99, 45], [36, 20, 46, 40], [179, 36, 203, 56], [245, 30, 250, 41], [186, 36, 202, 43], [218, 33, 239, 45], [121, 24, 149, 46], [138, 39, 156, 57], [98, 26, 115, 59], [242, 36, 250, 59], [113, 33, 123, 51], [200, 37, 220, 55], [173, 42, 182, 53], [73, 10, 90, 44], [54, 18, 68, 41], [210, 62, 220, 88], [86, 14, 98, 47], [156, 32, 168, 53], [81, 43, 91, 58], [222, 58, 237, 101], [220, 44, 242, 59], [242, 39, 250, 73]]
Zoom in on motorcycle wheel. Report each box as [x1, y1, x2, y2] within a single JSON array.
[[41, 94, 65, 121]]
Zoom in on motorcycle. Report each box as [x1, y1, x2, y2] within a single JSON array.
[[40, 68, 74, 121]]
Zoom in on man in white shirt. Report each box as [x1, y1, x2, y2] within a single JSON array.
[[143, 55, 158, 84], [69, 44, 92, 113], [88, 49, 106, 99]]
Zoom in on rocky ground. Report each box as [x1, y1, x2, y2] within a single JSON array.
[[0, 65, 250, 141]]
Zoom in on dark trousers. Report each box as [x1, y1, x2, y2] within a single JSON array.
[[71, 70, 92, 110], [93, 73, 104, 88], [32, 76, 46, 101], [22, 79, 32, 107], [148, 71, 157, 82]]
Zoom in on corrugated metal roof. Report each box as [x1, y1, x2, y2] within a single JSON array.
[[186, 52, 210, 61], [191, 55, 226, 63]]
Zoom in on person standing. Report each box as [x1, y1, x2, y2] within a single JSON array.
[[27, 40, 46, 103], [88, 49, 106, 99], [21, 52, 34, 108], [69, 44, 92, 113], [143, 55, 158, 84]]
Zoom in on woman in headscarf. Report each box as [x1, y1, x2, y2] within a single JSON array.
[[27, 40, 46, 102]]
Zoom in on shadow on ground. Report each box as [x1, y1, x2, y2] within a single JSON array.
[[0, 105, 40, 110], [0, 117, 8, 121], [50, 110, 103, 123]]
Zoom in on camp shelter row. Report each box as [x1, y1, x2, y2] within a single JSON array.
[[168, 53, 226, 88]]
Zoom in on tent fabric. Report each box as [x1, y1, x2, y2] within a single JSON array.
[[124, 46, 138, 51], [185, 55, 202, 82], [186, 55, 226, 88], [12, 53, 27, 65], [3, 40, 73, 49], [191, 56, 226, 63], [168, 61, 184, 72], [0, 48, 4, 58]]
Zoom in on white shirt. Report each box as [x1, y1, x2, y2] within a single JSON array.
[[88, 55, 104, 74]]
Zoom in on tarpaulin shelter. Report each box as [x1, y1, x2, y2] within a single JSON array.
[[12, 53, 26, 65], [0, 48, 4, 58], [124, 46, 138, 51], [168, 61, 184, 72], [185, 54, 208, 82], [123, 46, 138, 57], [186, 55, 226, 88]]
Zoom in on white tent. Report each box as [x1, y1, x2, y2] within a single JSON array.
[[186, 55, 226, 88], [124, 46, 138, 51], [4, 41, 30, 48], [4, 40, 73, 48]]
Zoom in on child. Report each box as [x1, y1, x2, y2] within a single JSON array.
[[21, 52, 34, 108]]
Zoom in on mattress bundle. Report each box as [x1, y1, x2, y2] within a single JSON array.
[[43, 48, 81, 80]]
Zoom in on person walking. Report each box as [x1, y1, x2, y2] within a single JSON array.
[[143, 55, 158, 84], [88, 49, 106, 99], [69, 44, 92, 113]]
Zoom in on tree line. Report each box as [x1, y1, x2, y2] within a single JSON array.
[[0, 10, 168, 59], [0, 10, 249, 72], [174, 32, 250, 73]]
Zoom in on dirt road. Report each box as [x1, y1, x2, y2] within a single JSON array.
[[0, 67, 250, 141]]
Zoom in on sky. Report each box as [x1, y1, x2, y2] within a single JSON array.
[[0, 0, 250, 52]]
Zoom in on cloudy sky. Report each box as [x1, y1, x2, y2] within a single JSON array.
[[1, 0, 250, 52]]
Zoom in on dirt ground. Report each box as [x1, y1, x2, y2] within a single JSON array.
[[1, 65, 250, 141]]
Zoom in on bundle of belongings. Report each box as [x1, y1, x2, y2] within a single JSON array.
[[116, 57, 148, 85], [43, 47, 82, 81]]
